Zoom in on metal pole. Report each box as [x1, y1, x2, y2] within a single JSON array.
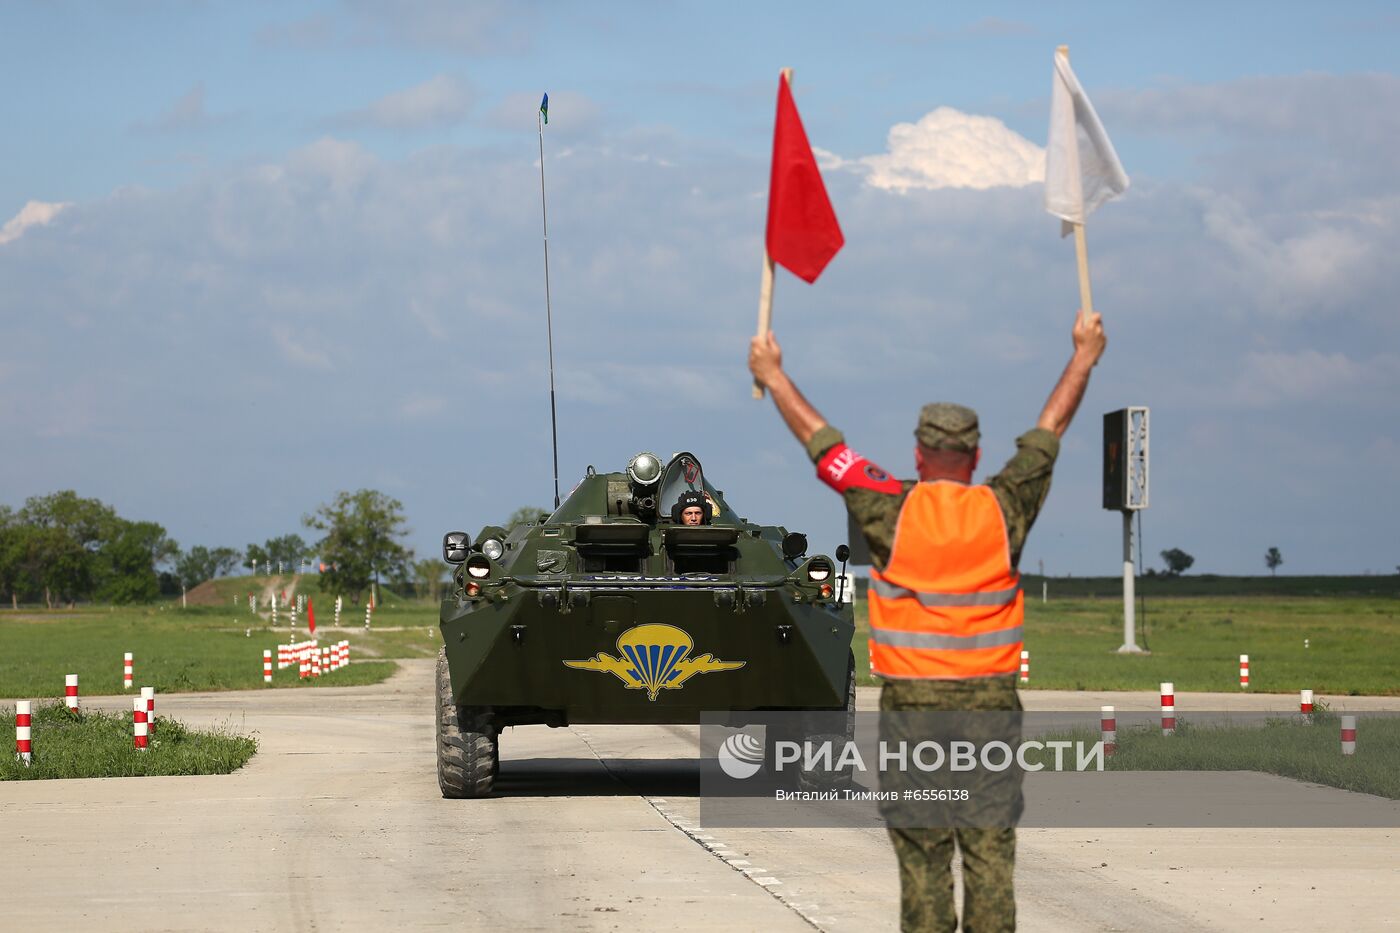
[[1117, 510, 1144, 653], [538, 108, 561, 510]]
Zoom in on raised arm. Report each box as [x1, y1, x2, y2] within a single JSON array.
[[748, 331, 828, 445], [1036, 309, 1107, 438]]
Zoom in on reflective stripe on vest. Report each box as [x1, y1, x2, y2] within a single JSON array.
[[867, 482, 1024, 680], [869, 578, 1021, 607]]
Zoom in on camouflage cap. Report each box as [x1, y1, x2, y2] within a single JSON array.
[[914, 403, 980, 453]]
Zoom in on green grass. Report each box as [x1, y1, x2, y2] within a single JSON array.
[[852, 596, 1400, 694], [0, 603, 441, 697], [1035, 710, 1400, 799], [1021, 573, 1400, 599], [1, 701, 257, 781]]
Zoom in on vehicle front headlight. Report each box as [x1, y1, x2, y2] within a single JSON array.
[[481, 538, 504, 561], [806, 559, 832, 583], [466, 555, 492, 579]]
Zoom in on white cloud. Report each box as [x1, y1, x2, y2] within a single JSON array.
[[134, 83, 210, 133], [1223, 349, 1399, 408], [271, 324, 333, 371], [855, 107, 1045, 192], [336, 76, 473, 130], [0, 200, 69, 245]]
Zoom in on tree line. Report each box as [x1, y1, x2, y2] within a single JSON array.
[[0, 488, 461, 609]]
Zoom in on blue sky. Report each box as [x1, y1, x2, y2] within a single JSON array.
[[3, 2, 1399, 576]]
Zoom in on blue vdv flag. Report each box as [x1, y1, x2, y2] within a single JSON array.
[[539, 93, 549, 124]]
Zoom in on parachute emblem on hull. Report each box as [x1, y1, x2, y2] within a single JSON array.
[[563, 623, 745, 701]]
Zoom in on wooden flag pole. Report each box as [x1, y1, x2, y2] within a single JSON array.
[[753, 67, 793, 400], [1058, 46, 1095, 317]]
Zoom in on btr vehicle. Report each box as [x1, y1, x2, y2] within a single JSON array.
[[437, 450, 856, 797]]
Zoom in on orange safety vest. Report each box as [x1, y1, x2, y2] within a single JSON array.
[[868, 482, 1024, 680]]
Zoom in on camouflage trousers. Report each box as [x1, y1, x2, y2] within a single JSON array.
[[880, 676, 1022, 933]]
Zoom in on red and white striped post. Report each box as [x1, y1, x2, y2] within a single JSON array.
[[15, 700, 32, 766], [132, 697, 148, 750], [1239, 654, 1250, 689], [1300, 689, 1314, 719], [65, 674, 79, 714], [340, 641, 348, 670], [322, 647, 331, 674], [123, 652, 134, 689], [1100, 705, 1116, 757], [1160, 682, 1175, 736], [1341, 715, 1356, 756], [263, 649, 273, 684], [141, 686, 155, 735], [310, 648, 320, 678], [364, 601, 372, 630], [299, 651, 309, 680], [1019, 650, 1029, 684]]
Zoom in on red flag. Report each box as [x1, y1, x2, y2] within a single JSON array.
[[766, 74, 844, 284], [307, 598, 316, 635]]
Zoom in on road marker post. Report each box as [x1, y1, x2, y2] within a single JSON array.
[[141, 686, 156, 735], [1300, 689, 1313, 720], [15, 701, 32, 766], [1100, 706, 1116, 757], [124, 653, 134, 690], [133, 698, 148, 750], [1239, 654, 1250, 689], [1160, 682, 1175, 736], [1341, 716, 1356, 756], [1019, 650, 1030, 684], [263, 650, 273, 684], [65, 674, 79, 715]]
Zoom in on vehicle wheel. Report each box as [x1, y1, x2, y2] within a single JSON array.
[[766, 652, 857, 790], [436, 648, 497, 798]]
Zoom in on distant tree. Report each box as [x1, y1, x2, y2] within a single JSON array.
[[175, 545, 242, 589], [305, 490, 411, 605], [1160, 548, 1195, 577], [1264, 547, 1283, 576], [413, 557, 448, 602], [18, 492, 119, 607], [98, 520, 177, 604], [263, 534, 310, 573], [506, 506, 550, 527], [244, 542, 269, 572]]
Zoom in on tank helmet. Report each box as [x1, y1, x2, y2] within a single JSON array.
[[672, 490, 710, 525]]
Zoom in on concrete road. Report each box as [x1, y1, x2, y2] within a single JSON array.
[[2, 664, 1395, 931]]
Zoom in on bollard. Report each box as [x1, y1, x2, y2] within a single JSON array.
[[1300, 689, 1314, 719], [1160, 682, 1175, 736], [65, 674, 79, 715], [1101, 705, 1116, 757], [263, 649, 273, 684], [15, 701, 32, 766], [364, 602, 372, 630], [141, 686, 155, 735], [133, 698, 148, 750], [1239, 654, 1249, 689], [1304, 638, 1309, 649], [322, 647, 331, 674], [1019, 650, 1029, 684], [124, 652, 134, 690], [311, 649, 321, 678], [1341, 715, 1356, 756], [334, 595, 342, 627], [299, 650, 309, 680]]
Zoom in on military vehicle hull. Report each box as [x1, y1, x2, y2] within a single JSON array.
[[441, 582, 853, 725]]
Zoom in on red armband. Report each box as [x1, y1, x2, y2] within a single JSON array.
[[816, 443, 904, 495]]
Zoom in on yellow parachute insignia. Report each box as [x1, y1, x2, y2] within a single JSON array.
[[563, 623, 745, 701]]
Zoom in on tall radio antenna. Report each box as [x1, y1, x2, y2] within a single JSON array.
[[537, 92, 561, 510]]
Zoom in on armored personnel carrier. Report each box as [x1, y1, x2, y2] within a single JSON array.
[[437, 450, 856, 797]]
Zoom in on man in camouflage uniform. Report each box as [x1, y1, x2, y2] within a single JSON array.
[[749, 309, 1107, 932]]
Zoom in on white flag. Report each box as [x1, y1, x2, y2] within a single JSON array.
[[1044, 48, 1128, 231]]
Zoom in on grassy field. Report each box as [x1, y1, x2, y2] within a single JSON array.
[[1036, 710, 1400, 799], [0, 601, 441, 698], [0, 701, 257, 781], [853, 595, 1400, 695], [1020, 573, 1400, 599]]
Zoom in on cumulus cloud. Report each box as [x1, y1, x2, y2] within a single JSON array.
[[333, 75, 473, 130], [0, 200, 69, 245], [132, 83, 222, 133], [855, 107, 1045, 192], [1220, 349, 1400, 409]]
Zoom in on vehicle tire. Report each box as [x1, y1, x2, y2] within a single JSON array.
[[766, 651, 857, 791], [436, 647, 497, 799]]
